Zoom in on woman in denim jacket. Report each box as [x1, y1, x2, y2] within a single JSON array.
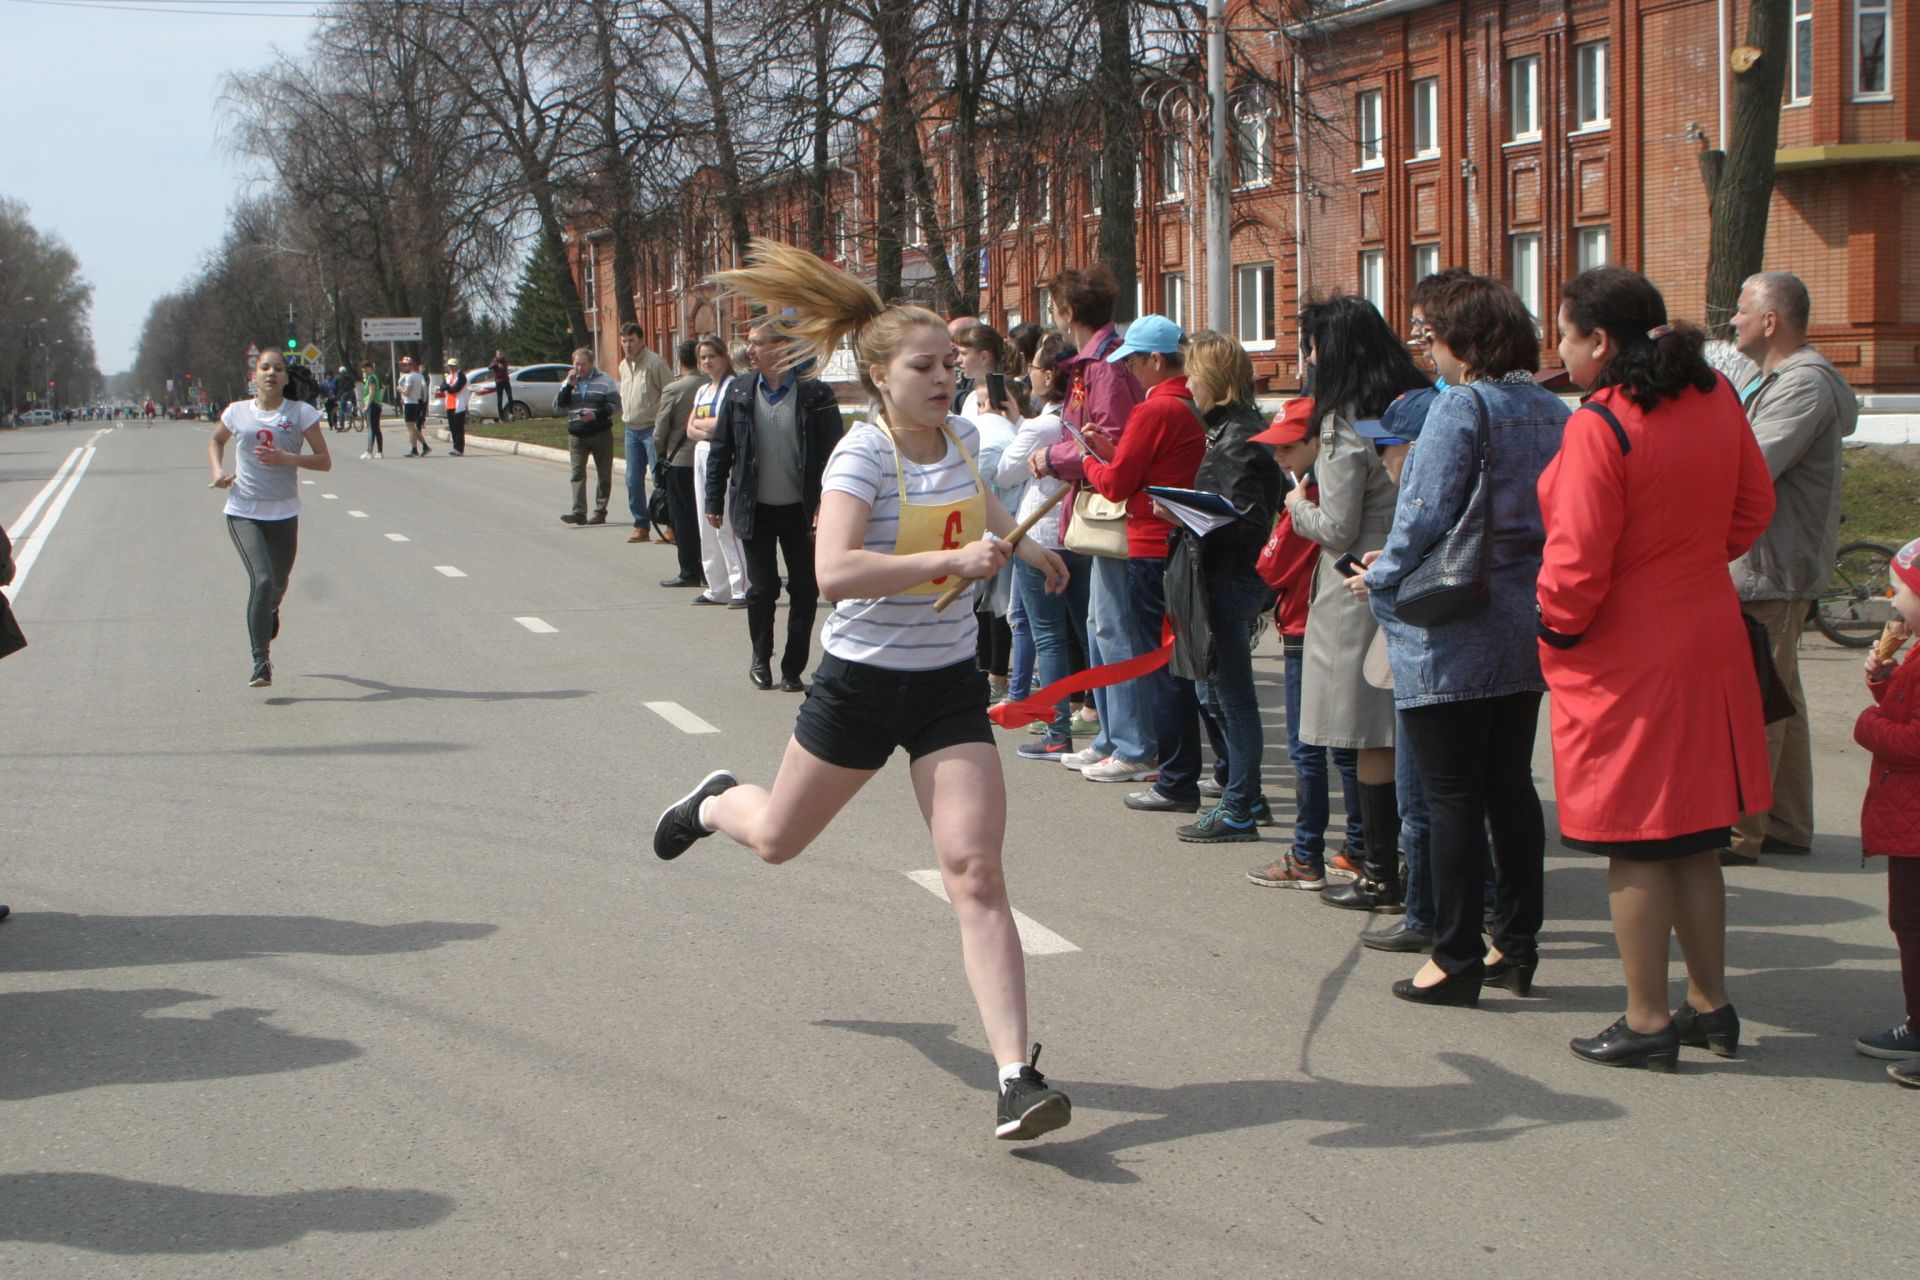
[[1352, 275, 1569, 1008]]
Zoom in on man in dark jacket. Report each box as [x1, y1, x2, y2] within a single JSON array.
[[653, 339, 706, 586], [555, 347, 622, 525], [703, 321, 844, 691]]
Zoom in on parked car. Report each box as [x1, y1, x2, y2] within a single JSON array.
[[19, 409, 56, 426], [466, 363, 571, 422]]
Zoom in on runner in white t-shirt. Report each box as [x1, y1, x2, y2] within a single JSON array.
[[208, 351, 332, 687], [653, 240, 1076, 1142]]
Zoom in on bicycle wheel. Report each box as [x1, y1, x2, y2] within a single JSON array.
[[1813, 540, 1898, 647]]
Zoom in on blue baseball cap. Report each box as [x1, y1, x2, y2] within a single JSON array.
[[1107, 315, 1185, 362]]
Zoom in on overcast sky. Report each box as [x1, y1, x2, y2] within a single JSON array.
[[3, 0, 324, 374]]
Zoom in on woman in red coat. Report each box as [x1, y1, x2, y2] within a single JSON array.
[[1537, 268, 1774, 1072]]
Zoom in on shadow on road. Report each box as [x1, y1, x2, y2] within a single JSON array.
[[263, 674, 590, 706], [0, 740, 473, 759], [0, 988, 360, 1101], [0, 1172, 452, 1254], [0, 913, 496, 973], [815, 1020, 1623, 1183]]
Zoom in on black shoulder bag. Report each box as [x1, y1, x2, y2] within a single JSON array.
[[1394, 385, 1493, 628]]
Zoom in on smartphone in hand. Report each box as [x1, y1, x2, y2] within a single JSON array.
[[986, 372, 1007, 414], [1334, 551, 1365, 578]]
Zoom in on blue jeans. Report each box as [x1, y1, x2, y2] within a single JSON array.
[[1015, 551, 1091, 744], [1008, 589, 1034, 702], [625, 427, 654, 526], [1397, 707, 1435, 932], [1285, 649, 1364, 867], [1119, 557, 1177, 766], [1087, 555, 1152, 763], [1195, 570, 1271, 815]]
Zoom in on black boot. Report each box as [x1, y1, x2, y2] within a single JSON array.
[[1321, 780, 1404, 913]]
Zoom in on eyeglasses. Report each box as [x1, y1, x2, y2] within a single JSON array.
[[1407, 317, 1431, 341]]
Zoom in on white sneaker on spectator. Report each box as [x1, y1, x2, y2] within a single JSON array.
[[1082, 757, 1158, 784], [1059, 746, 1105, 771]]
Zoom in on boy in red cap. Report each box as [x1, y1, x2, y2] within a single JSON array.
[[1855, 535, 1920, 1085]]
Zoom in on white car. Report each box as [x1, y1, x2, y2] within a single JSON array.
[[466, 363, 571, 422], [18, 409, 56, 426]]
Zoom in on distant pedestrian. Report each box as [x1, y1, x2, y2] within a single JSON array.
[[617, 322, 672, 543], [359, 360, 385, 458], [1724, 271, 1860, 867], [207, 350, 333, 688], [488, 350, 511, 420], [438, 357, 470, 455], [397, 356, 429, 456], [689, 336, 747, 607], [653, 340, 706, 586], [555, 346, 620, 526]]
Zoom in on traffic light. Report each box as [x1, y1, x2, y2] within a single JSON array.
[[286, 338, 298, 350]]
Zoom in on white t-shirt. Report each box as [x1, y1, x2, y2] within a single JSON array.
[[398, 371, 427, 404], [222, 398, 321, 521], [691, 377, 730, 436], [999, 407, 1068, 550], [818, 417, 987, 671]]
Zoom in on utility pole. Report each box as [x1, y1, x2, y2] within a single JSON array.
[[1205, 0, 1231, 332]]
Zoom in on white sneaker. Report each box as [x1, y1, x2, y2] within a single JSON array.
[[360, 451, 371, 459], [1059, 746, 1105, 771], [1082, 757, 1159, 784]]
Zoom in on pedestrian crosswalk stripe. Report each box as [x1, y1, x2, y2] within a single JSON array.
[[643, 701, 719, 734], [903, 870, 1080, 955]]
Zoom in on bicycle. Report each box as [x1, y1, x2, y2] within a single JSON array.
[[1812, 539, 1898, 647]]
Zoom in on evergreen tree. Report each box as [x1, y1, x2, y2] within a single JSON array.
[[502, 238, 573, 364]]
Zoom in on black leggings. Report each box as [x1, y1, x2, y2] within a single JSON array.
[[227, 515, 298, 661], [366, 403, 384, 451], [1398, 691, 1546, 974]]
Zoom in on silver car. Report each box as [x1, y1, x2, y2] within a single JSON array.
[[466, 363, 571, 421]]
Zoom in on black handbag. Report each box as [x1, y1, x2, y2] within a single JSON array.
[[647, 462, 673, 537], [1742, 611, 1798, 724], [1165, 529, 1216, 682], [0, 594, 25, 660], [1394, 386, 1492, 628]]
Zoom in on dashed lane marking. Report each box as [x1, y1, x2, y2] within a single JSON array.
[[321, 493, 338, 499], [514, 616, 557, 634], [349, 510, 368, 518], [643, 701, 719, 734], [435, 566, 466, 578], [301, 479, 315, 485], [903, 870, 1081, 956], [385, 533, 409, 542]]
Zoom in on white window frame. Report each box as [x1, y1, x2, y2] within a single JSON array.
[[1160, 131, 1187, 201], [1410, 78, 1439, 159], [907, 194, 926, 247], [1510, 232, 1542, 322], [1576, 225, 1611, 273], [1508, 56, 1541, 142], [581, 251, 597, 313], [1855, 0, 1892, 100], [1036, 287, 1052, 327], [1356, 89, 1384, 169], [1359, 250, 1386, 318], [1235, 263, 1276, 349], [1412, 243, 1440, 285], [1005, 308, 1022, 332], [1574, 40, 1610, 129], [1088, 156, 1103, 215], [1161, 272, 1187, 330], [1234, 109, 1272, 188], [1030, 164, 1051, 225], [1790, 0, 1813, 104]]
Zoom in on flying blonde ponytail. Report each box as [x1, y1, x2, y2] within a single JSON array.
[[709, 238, 945, 398]]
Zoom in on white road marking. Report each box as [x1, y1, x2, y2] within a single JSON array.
[[321, 493, 338, 499], [514, 616, 557, 634], [301, 479, 315, 485], [434, 566, 466, 578], [349, 510, 368, 518], [7, 442, 99, 601], [385, 533, 409, 542], [904, 870, 1080, 956], [10, 446, 81, 533], [643, 701, 719, 734]]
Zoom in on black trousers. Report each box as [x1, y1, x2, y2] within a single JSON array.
[[742, 501, 818, 680], [663, 464, 701, 580], [1398, 691, 1546, 974], [447, 411, 466, 453]]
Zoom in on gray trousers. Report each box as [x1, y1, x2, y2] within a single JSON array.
[[226, 515, 297, 661], [568, 430, 613, 518]]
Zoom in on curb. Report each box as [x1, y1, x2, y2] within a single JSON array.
[[433, 428, 628, 474]]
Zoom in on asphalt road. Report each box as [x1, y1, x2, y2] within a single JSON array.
[[0, 419, 1906, 1278]]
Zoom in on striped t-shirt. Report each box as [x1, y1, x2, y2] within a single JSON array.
[[818, 417, 987, 671]]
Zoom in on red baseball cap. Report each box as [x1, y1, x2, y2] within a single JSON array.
[[1894, 536, 1920, 595], [1251, 398, 1314, 446]]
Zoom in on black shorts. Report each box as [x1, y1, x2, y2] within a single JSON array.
[[403, 402, 426, 426], [794, 653, 994, 771]]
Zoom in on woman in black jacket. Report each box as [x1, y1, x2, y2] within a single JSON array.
[[1155, 331, 1283, 842]]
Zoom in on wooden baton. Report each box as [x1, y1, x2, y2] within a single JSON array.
[[931, 484, 1071, 613]]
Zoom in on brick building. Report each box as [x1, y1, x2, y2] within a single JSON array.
[[569, 0, 1916, 391]]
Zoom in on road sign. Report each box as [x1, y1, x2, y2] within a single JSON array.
[[361, 317, 423, 342], [302, 344, 322, 363]]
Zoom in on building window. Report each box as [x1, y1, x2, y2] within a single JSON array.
[[1030, 164, 1051, 224], [1356, 89, 1384, 168], [1410, 78, 1439, 158], [1359, 250, 1386, 318], [1235, 263, 1275, 345], [581, 252, 596, 313], [1036, 287, 1052, 326], [1510, 233, 1542, 321], [1160, 132, 1187, 199], [1790, 0, 1813, 103], [1575, 41, 1610, 127], [1162, 272, 1187, 330], [1576, 225, 1611, 273], [907, 195, 926, 246], [1856, 0, 1891, 98], [1234, 109, 1271, 187], [1005, 309, 1022, 332], [1508, 56, 1541, 141], [1088, 156, 1103, 214], [997, 169, 1021, 230], [1412, 243, 1440, 285]]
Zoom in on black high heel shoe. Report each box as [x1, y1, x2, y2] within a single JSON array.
[[1484, 954, 1538, 996], [1570, 1017, 1679, 1072], [1391, 961, 1484, 1008], [1672, 1002, 1740, 1057]]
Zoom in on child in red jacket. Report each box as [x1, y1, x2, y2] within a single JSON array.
[[1854, 535, 1920, 1087]]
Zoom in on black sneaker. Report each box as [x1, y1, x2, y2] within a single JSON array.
[[248, 661, 272, 688], [995, 1044, 1071, 1140], [654, 769, 737, 860], [1176, 804, 1261, 844]]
